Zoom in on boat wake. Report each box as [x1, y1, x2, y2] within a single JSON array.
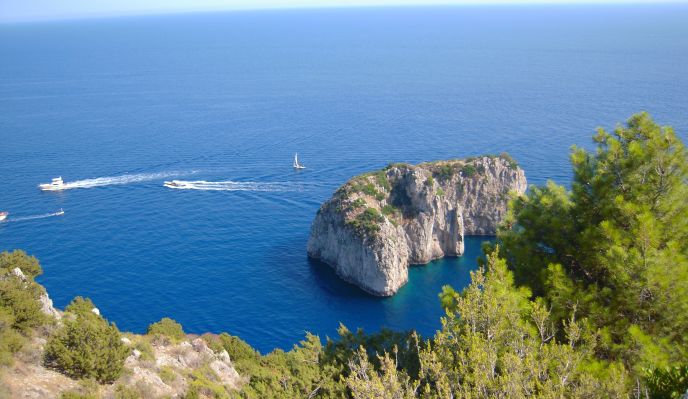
[[6, 211, 65, 223], [164, 180, 302, 192], [51, 171, 191, 190]]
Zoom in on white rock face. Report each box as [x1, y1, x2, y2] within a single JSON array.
[[307, 156, 527, 296]]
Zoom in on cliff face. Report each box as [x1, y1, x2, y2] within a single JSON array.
[[307, 155, 527, 296]]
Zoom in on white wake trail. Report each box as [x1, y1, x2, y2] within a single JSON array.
[[6, 211, 64, 223], [164, 180, 302, 192], [57, 171, 191, 190]]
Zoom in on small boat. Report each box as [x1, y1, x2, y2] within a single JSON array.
[[293, 153, 306, 169], [0, 211, 8, 222], [39, 177, 65, 191], [164, 180, 183, 188], [56, 209, 65, 216]]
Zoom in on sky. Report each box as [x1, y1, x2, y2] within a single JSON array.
[[1, 0, 687, 23]]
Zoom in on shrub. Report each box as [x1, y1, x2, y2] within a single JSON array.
[[147, 317, 185, 343], [436, 164, 455, 179], [0, 277, 48, 333], [216, 333, 260, 365], [45, 297, 129, 383], [185, 365, 229, 399], [0, 308, 26, 366], [437, 188, 445, 197], [381, 205, 398, 217], [461, 164, 477, 177], [361, 183, 378, 197], [374, 170, 391, 191], [499, 152, 519, 169], [0, 250, 42, 278], [425, 176, 434, 187], [348, 208, 385, 236], [351, 198, 366, 209], [645, 365, 688, 399], [134, 340, 155, 362]]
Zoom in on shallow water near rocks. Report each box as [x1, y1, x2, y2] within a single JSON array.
[[1, 5, 687, 352]]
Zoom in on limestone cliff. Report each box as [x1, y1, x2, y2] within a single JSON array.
[[307, 155, 527, 296]]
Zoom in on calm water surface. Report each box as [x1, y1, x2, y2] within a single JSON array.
[[1, 5, 687, 352]]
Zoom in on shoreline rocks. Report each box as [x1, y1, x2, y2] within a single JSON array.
[[307, 154, 527, 296]]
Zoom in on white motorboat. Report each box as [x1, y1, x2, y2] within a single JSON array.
[[164, 180, 183, 188], [56, 208, 65, 216], [293, 153, 306, 169], [39, 177, 65, 191], [0, 211, 8, 222]]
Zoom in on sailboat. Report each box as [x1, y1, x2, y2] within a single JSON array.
[[293, 153, 306, 169]]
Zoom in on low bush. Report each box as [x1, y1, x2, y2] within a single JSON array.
[[0, 250, 43, 278], [499, 152, 519, 169], [461, 164, 477, 177], [436, 164, 455, 179], [45, 297, 129, 383], [425, 176, 435, 187], [348, 208, 385, 236], [147, 317, 185, 343], [374, 170, 391, 191]]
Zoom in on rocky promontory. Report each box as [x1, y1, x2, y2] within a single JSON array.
[[307, 154, 527, 296]]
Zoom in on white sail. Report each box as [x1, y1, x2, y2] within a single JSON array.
[[293, 153, 305, 169]]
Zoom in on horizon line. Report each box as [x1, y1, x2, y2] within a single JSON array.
[[1, 0, 687, 25]]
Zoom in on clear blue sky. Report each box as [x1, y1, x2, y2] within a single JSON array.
[[1, 0, 686, 23]]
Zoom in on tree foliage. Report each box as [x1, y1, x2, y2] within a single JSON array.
[[147, 317, 185, 343], [495, 112, 688, 391], [0, 250, 49, 365], [45, 297, 129, 383]]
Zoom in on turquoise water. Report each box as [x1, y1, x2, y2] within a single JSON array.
[[1, 5, 687, 352]]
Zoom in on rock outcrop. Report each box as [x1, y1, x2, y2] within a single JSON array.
[[307, 155, 527, 296]]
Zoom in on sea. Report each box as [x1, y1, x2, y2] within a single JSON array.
[[1, 4, 687, 353]]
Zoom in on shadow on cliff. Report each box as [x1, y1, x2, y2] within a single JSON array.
[[307, 257, 380, 299]]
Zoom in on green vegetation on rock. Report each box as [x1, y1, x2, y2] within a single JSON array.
[[348, 208, 385, 236], [147, 317, 185, 343], [0, 250, 49, 365], [45, 297, 129, 383]]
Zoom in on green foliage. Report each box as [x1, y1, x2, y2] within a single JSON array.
[[0, 249, 43, 278], [374, 170, 391, 191], [499, 152, 519, 169], [496, 112, 688, 387], [461, 164, 477, 177], [0, 307, 26, 366], [134, 339, 155, 362], [114, 384, 142, 399], [646, 365, 688, 399], [0, 274, 48, 333], [159, 365, 177, 384], [348, 208, 385, 237], [436, 187, 444, 197], [0, 250, 49, 365], [345, 250, 629, 398], [381, 204, 398, 218], [424, 176, 434, 187], [351, 198, 366, 209], [435, 164, 454, 179], [59, 392, 98, 399], [45, 297, 129, 383], [185, 365, 230, 399], [147, 317, 185, 343]]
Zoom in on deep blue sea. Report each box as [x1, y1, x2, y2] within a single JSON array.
[[1, 5, 687, 353]]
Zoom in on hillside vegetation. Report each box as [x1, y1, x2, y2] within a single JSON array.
[[1, 113, 686, 398]]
